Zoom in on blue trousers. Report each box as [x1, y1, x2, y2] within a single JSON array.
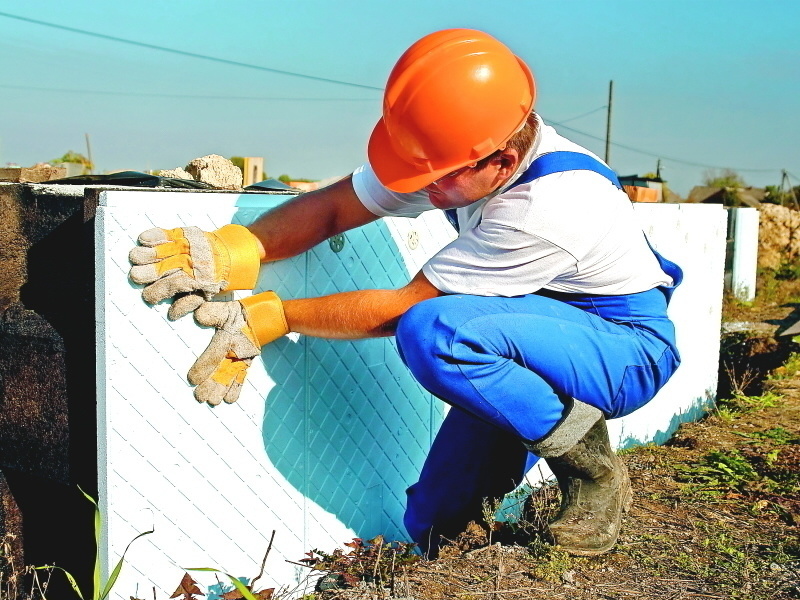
[[395, 288, 680, 554]]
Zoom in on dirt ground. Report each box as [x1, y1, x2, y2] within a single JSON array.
[[302, 394, 799, 600], [296, 274, 800, 600]]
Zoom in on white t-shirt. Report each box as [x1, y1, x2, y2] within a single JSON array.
[[351, 115, 673, 297]]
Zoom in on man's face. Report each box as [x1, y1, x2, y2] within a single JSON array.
[[422, 151, 516, 210]]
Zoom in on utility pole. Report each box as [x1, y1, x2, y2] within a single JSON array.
[[85, 133, 94, 175], [604, 80, 613, 165], [656, 159, 662, 179], [782, 169, 798, 210]]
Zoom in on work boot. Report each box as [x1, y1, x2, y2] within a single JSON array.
[[526, 398, 632, 556]]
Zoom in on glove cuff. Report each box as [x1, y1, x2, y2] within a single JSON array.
[[212, 224, 262, 292], [240, 291, 290, 346]]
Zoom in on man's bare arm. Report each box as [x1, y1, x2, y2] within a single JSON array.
[[246, 174, 443, 339], [282, 270, 445, 339], [247, 175, 380, 262]]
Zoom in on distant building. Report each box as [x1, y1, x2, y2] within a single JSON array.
[[687, 186, 766, 208], [242, 157, 264, 187], [619, 174, 663, 203], [53, 162, 87, 177]]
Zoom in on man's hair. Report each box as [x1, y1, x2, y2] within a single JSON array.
[[476, 111, 539, 169]]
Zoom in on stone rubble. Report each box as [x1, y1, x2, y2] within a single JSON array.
[[758, 203, 800, 270], [159, 154, 243, 190]]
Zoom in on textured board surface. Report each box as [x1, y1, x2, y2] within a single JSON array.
[[96, 191, 725, 598], [96, 191, 453, 598]]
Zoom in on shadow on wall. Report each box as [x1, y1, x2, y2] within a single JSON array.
[[617, 388, 717, 450], [232, 212, 442, 543]]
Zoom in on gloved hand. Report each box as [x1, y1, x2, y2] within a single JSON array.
[[188, 291, 289, 405], [128, 224, 262, 319]]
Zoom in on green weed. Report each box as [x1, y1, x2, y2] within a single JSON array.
[[676, 449, 758, 492], [738, 391, 782, 410], [714, 404, 740, 423], [39, 486, 152, 600], [774, 260, 800, 281], [715, 391, 782, 420], [185, 568, 270, 600], [526, 540, 575, 582], [744, 427, 796, 444], [768, 351, 800, 380]]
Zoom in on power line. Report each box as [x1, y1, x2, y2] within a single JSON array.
[[545, 117, 780, 174], [0, 10, 383, 92], [553, 105, 607, 124], [0, 83, 376, 102], [0, 10, 786, 178], [1, 77, 783, 176]]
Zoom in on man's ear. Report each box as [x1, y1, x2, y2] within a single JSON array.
[[496, 147, 520, 177]]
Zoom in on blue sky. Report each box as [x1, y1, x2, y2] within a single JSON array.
[[1, 0, 798, 197]]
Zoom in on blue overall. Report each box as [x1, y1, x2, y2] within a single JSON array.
[[394, 152, 683, 554]]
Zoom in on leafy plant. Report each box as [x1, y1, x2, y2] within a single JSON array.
[[677, 449, 758, 492], [768, 352, 800, 380], [736, 391, 782, 411], [774, 260, 800, 281], [185, 531, 277, 600], [299, 536, 420, 591], [715, 392, 782, 420], [744, 427, 796, 444], [37, 486, 152, 600], [186, 568, 274, 600]]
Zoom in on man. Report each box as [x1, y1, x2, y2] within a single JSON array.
[[129, 29, 681, 558]]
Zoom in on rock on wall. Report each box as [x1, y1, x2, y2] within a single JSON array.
[[758, 203, 800, 270], [160, 155, 243, 190]]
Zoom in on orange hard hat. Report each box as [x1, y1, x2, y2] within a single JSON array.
[[368, 29, 536, 193]]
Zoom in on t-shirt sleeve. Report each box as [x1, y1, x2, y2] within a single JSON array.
[[351, 163, 433, 218], [422, 219, 579, 296]]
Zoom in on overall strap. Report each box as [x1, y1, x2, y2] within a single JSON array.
[[444, 149, 683, 300], [514, 151, 623, 190], [517, 151, 683, 299], [445, 151, 621, 232]]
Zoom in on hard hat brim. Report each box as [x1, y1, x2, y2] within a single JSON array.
[[368, 117, 462, 194]]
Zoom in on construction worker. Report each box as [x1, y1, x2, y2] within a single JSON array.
[[129, 29, 682, 558]]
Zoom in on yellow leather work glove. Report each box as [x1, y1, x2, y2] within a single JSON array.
[[187, 291, 289, 405], [128, 224, 261, 319]]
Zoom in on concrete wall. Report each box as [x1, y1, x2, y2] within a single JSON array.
[[95, 191, 727, 598]]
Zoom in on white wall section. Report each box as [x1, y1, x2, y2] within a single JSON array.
[[619, 203, 728, 447], [96, 191, 726, 598], [728, 207, 760, 302]]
